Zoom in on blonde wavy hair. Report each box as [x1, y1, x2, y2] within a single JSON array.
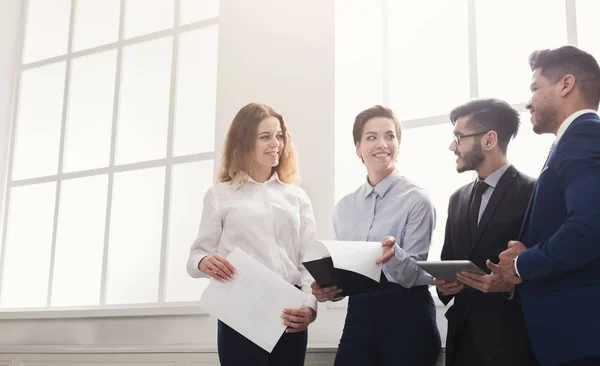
[[217, 103, 299, 184]]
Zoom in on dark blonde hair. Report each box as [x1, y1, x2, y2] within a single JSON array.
[[352, 105, 402, 145], [218, 103, 299, 184]]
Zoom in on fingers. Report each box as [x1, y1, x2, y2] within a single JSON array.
[[434, 279, 463, 295], [201, 254, 236, 281], [486, 259, 499, 272], [382, 236, 396, 245], [282, 308, 311, 333], [376, 251, 394, 265], [312, 284, 342, 302], [432, 278, 446, 286], [212, 255, 235, 278]]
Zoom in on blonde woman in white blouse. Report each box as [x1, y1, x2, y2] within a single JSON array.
[[187, 103, 318, 366]]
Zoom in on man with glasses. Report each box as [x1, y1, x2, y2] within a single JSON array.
[[434, 98, 539, 366]]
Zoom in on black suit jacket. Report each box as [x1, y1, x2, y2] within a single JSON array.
[[439, 165, 538, 366]]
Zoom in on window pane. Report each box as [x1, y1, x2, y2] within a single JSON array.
[[106, 167, 165, 304], [51, 175, 108, 306], [476, 0, 567, 104], [1, 182, 56, 308], [398, 124, 474, 261], [165, 161, 214, 302], [72, 0, 120, 52], [334, 0, 382, 202], [12, 62, 65, 180], [124, 0, 174, 39], [22, 0, 71, 63], [388, 0, 469, 121], [174, 27, 218, 156], [509, 113, 554, 178], [576, 0, 600, 61], [116, 37, 172, 165], [180, 0, 219, 25], [63, 51, 117, 173]]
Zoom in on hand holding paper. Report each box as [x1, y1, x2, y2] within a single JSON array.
[[200, 248, 306, 353]]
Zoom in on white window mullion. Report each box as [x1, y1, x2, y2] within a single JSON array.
[[0, 0, 28, 303], [565, 0, 578, 46], [100, 0, 126, 306], [158, 0, 181, 305], [467, 0, 479, 99], [381, 0, 389, 107], [46, 0, 77, 307]]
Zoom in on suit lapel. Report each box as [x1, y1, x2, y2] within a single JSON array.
[[471, 165, 517, 251]]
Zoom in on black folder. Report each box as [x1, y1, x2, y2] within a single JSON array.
[[302, 256, 381, 297]]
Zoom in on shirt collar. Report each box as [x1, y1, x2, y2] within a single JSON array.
[[479, 162, 511, 189], [556, 109, 598, 142], [232, 171, 282, 190], [363, 168, 402, 199]]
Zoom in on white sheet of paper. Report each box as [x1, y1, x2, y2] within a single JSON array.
[[199, 247, 307, 353], [318, 240, 383, 282]]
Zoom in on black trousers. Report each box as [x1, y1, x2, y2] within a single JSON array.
[[217, 320, 307, 366], [334, 283, 441, 366]]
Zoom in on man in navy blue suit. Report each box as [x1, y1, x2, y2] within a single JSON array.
[[498, 46, 600, 366]]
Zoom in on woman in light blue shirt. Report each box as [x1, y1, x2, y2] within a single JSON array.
[[313, 105, 441, 365]]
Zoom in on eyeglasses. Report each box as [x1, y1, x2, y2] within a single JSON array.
[[452, 131, 490, 145]]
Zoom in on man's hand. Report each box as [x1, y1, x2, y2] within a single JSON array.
[[199, 253, 235, 281], [456, 260, 514, 293], [499, 241, 526, 285], [281, 306, 316, 333], [376, 236, 396, 265], [433, 278, 464, 296], [311, 281, 342, 302]]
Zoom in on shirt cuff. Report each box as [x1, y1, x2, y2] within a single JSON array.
[[384, 244, 409, 269], [187, 254, 209, 278], [514, 255, 521, 277], [302, 294, 318, 314], [502, 287, 515, 300]]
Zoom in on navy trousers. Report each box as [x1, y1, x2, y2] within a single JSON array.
[[334, 283, 441, 366], [217, 320, 308, 366]]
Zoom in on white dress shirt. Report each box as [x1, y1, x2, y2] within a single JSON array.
[[187, 173, 318, 311], [476, 162, 512, 225]]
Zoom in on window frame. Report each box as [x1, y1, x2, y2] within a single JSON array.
[[0, 0, 218, 317]]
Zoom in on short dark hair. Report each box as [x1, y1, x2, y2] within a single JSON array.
[[352, 105, 402, 145], [449, 98, 520, 154], [529, 45, 600, 108]]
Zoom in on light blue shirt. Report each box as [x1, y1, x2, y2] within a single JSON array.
[[333, 168, 435, 287]]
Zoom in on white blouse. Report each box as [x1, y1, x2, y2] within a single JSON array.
[[187, 173, 318, 310]]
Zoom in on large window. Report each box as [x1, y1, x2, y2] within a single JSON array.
[[0, 0, 219, 311], [335, 0, 593, 261]]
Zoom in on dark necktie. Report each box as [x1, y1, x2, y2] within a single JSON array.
[[470, 180, 489, 239]]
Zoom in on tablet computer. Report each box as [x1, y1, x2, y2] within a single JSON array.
[[415, 260, 485, 281]]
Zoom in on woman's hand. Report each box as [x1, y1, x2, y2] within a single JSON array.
[[376, 236, 396, 264], [311, 281, 342, 302], [199, 253, 235, 281], [281, 306, 316, 333]]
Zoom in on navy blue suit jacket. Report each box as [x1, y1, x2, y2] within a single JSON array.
[[518, 112, 600, 366]]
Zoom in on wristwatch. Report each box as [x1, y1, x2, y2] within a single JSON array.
[[511, 256, 521, 278]]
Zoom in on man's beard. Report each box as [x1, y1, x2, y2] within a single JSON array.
[[533, 105, 557, 135], [456, 142, 485, 173]]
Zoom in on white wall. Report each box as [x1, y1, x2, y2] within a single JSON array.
[[0, 0, 447, 358]]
